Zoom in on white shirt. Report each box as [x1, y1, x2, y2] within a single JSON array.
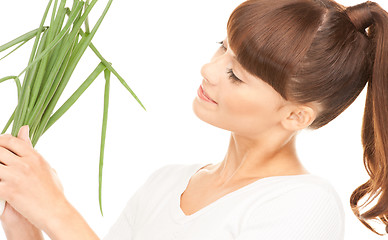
[[104, 163, 345, 240]]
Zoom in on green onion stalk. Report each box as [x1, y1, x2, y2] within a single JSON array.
[[0, 0, 145, 216]]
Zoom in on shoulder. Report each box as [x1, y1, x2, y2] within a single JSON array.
[[285, 176, 344, 218], [280, 174, 343, 202], [257, 174, 344, 217], [287, 175, 344, 214], [140, 163, 204, 189], [145, 163, 201, 181], [120, 163, 202, 217], [244, 174, 345, 239]]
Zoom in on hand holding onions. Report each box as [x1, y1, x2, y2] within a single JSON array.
[[0, 126, 97, 239], [0, 126, 64, 230]]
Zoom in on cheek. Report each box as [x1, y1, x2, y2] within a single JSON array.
[[219, 88, 280, 130], [222, 89, 271, 118]]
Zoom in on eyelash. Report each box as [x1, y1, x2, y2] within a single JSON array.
[[217, 41, 243, 84], [217, 41, 227, 51], [227, 68, 243, 83]]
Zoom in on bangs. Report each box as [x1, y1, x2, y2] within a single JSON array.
[[226, 0, 325, 99]]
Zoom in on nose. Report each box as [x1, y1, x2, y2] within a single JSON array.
[[200, 63, 214, 85], [200, 54, 225, 86]]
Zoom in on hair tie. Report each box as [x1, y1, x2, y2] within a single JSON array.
[[345, 1, 374, 33]]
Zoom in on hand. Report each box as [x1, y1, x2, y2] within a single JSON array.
[[0, 125, 66, 232], [0, 126, 98, 240], [1, 202, 44, 239]]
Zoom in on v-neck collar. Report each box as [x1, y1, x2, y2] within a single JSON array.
[[171, 163, 313, 224]]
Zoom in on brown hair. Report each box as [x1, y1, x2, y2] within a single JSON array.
[[227, 0, 388, 235]]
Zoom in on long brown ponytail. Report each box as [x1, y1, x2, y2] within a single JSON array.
[[227, 0, 388, 234], [348, 2, 388, 235]]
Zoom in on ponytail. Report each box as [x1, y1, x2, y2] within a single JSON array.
[[347, 1, 388, 235]]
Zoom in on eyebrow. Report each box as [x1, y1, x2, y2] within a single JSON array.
[[225, 43, 241, 67], [231, 51, 238, 61], [224, 38, 239, 61]]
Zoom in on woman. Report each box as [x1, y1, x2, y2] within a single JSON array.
[[1, 0, 388, 239]]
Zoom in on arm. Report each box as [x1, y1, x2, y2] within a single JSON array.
[[42, 200, 99, 240], [0, 126, 99, 240], [2, 198, 99, 240], [1, 203, 44, 240]]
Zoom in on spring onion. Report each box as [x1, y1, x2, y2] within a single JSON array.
[[0, 0, 145, 215]]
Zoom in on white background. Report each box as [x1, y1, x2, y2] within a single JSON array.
[[0, 0, 387, 239]]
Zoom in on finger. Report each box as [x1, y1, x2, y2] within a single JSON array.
[[0, 182, 10, 202], [0, 163, 15, 182], [0, 134, 32, 157], [0, 147, 20, 166], [17, 125, 33, 148]]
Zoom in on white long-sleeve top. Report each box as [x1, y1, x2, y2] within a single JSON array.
[[104, 163, 345, 240]]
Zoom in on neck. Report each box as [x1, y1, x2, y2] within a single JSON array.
[[210, 130, 308, 186]]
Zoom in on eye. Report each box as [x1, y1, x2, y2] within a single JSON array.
[[217, 41, 244, 84], [227, 68, 243, 84], [217, 41, 227, 51]]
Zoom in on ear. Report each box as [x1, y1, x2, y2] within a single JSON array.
[[281, 105, 317, 131]]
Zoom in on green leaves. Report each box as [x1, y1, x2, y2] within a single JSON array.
[[100, 69, 111, 216], [0, 27, 47, 53], [0, 0, 145, 215]]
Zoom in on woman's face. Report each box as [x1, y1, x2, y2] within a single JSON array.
[[192, 38, 290, 137]]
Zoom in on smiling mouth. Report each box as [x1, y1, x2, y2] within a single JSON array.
[[198, 85, 217, 104]]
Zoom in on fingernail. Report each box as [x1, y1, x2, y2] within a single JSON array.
[[24, 125, 29, 137]]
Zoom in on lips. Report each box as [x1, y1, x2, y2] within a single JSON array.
[[198, 85, 217, 104]]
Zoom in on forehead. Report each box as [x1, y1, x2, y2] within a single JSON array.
[[224, 37, 244, 69]]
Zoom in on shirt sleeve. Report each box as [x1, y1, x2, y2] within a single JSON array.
[[235, 185, 345, 240], [103, 164, 175, 239], [103, 209, 134, 239], [102, 186, 141, 240]]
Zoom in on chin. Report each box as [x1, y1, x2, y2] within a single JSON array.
[[192, 98, 231, 132], [192, 98, 208, 121]]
